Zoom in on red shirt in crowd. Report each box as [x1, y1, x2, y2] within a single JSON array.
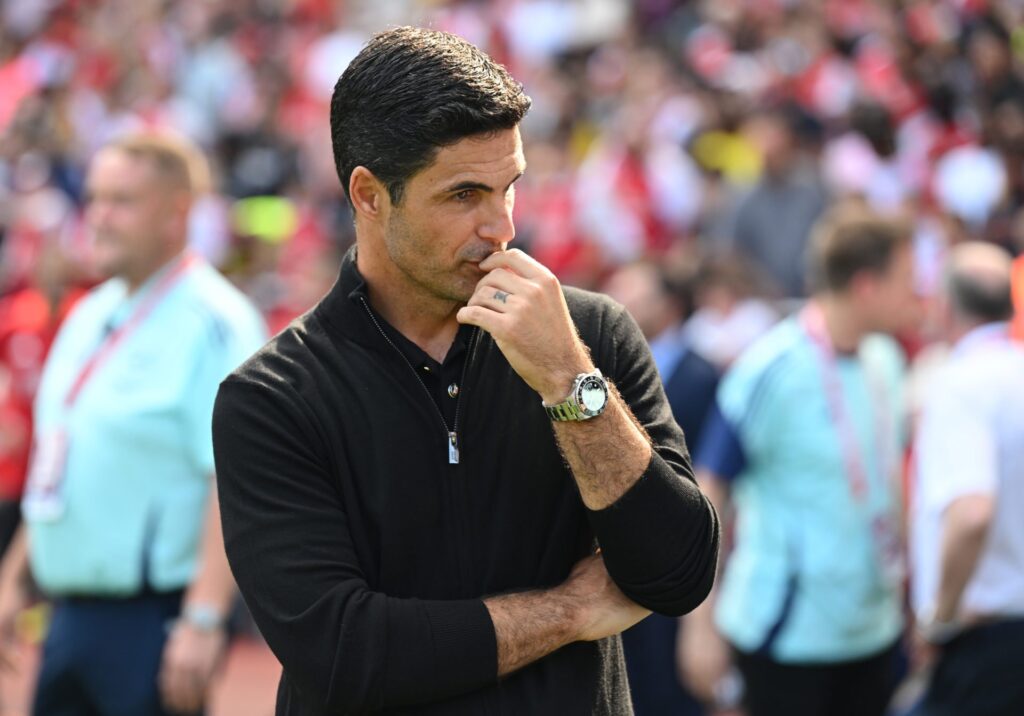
[[0, 287, 83, 501]]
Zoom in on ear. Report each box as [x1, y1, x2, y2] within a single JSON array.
[[847, 270, 876, 300], [349, 167, 387, 221]]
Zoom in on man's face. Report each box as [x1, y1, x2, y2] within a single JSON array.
[[603, 264, 672, 340], [859, 243, 922, 335], [85, 149, 180, 281], [381, 127, 526, 304]]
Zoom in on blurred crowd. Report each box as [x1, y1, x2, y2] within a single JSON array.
[[2, 0, 1024, 714], [4, 0, 1024, 333]]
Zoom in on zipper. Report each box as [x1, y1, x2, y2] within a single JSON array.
[[359, 297, 476, 465]]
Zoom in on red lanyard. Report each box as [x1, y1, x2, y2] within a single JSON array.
[[64, 254, 199, 408], [800, 303, 892, 503]]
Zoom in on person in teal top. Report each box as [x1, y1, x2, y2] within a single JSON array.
[[26, 252, 265, 594], [679, 208, 920, 716], [0, 132, 266, 716]]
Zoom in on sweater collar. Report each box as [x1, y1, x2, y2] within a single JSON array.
[[317, 246, 482, 356], [315, 245, 386, 347]]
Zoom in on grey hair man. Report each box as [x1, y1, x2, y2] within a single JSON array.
[[911, 242, 1024, 716]]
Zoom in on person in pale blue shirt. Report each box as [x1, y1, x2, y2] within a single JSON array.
[[0, 133, 266, 716], [679, 209, 920, 716]]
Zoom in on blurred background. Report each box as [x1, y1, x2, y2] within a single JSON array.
[[1, 0, 1022, 714]]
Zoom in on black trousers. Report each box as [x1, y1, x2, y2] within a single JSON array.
[[913, 618, 1024, 716], [734, 641, 901, 716]]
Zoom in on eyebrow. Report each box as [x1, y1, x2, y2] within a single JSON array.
[[442, 171, 525, 195]]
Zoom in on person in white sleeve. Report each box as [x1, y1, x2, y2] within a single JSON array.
[[910, 241, 1024, 716]]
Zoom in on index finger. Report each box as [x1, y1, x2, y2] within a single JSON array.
[[478, 249, 550, 280]]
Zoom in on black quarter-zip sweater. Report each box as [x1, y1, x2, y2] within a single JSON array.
[[212, 249, 719, 715]]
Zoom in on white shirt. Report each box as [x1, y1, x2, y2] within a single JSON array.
[[911, 323, 1024, 620]]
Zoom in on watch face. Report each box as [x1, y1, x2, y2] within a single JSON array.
[[579, 377, 607, 413]]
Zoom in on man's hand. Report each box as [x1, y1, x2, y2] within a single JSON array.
[[458, 249, 653, 510], [0, 525, 30, 674], [677, 607, 731, 704], [0, 578, 27, 673], [456, 249, 591, 403], [910, 626, 939, 673], [559, 554, 651, 642], [158, 620, 227, 714]]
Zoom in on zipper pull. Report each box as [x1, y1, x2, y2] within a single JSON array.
[[448, 432, 460, 465]]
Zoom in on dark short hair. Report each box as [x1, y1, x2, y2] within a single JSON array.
[[808, 209, 912, 292], [330, 27, 531, 206], [948, 268, 1014, 322], [656, 263, 698, 320]]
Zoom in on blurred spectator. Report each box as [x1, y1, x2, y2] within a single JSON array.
[[685, 253, 779, 371], [910, 242, 1024, 716], [0, 133, 266, 715], [604, 258, 719, 445], [1, 0, 1022, 317], [727, 105, 829, 298], [604, 258, 718, 716], [822, 101, 912, 215], [0, 241, 85, 560], [223, 195, 297, 322], [966, 16, 1024, 117], [681, 209, 920, 716]]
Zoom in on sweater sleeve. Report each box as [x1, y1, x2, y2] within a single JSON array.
[[212, 378, 498, 713], [584, 303, 720, 616]]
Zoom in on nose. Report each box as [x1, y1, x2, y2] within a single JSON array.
[[478, 194, 516, 247]]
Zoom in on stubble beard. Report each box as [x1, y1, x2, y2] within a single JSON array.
[[385, 214, 477, 306]]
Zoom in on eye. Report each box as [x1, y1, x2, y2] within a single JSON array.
[[453, 189, 475, 202]]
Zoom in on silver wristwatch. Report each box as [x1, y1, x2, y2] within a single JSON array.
[[543, 369, 609, 421], [178, 603, 226, 633]]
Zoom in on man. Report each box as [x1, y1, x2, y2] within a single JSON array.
[[212, 27, 719, 715], [680, 209, 919, 716], [603, 259, 718, 716], [603, 259, 719, 449], [910, 242, 1024, 716], [729, 106, 829, 298], [0, 132, 266, 715]]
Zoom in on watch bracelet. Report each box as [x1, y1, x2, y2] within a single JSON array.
[[545, 401, 585, 421], [174, 603, 226, 633]]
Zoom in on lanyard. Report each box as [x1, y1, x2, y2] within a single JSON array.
[[64, 253, 198, 408], [800, 303, 892, 503]]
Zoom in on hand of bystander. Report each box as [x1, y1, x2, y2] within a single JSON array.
[[158, 617, 228, 714]]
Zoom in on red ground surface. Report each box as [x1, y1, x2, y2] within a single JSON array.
[[0, 636, 281, 715]]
